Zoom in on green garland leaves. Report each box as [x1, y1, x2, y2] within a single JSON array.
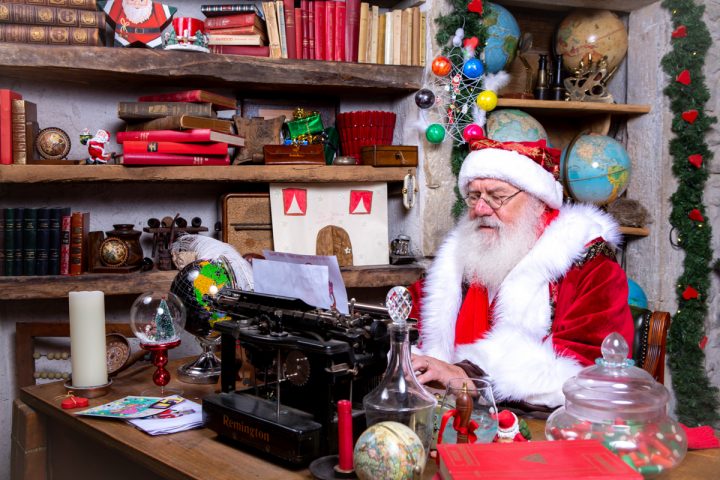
[[661, 0, 719, 426]]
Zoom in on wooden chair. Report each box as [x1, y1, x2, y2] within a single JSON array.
[[630, 307, 671, 383]]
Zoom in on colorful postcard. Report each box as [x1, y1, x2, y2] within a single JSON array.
[[76, 395, 185, 419]]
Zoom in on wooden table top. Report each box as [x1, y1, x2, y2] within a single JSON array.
[[20, 359, 719, 480]]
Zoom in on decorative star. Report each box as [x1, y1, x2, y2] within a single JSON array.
[[344, 247, 352, 254], [682, 286, 699, 300]]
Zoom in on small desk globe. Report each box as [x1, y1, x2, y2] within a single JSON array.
[[486, 108, 550, 143], [561, 133, 631, 205], [170, 258, 236, 384], [354, 421, 426, 480], [555, 9, 628, 72], [482, 3, 521, 74]]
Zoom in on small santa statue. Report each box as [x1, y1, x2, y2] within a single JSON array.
[[493, 410, 529, 443], [86, 129, 113, 164]]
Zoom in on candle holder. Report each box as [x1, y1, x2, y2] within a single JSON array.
[[63, 379, 113, 399], [141, 339, 181, 393]]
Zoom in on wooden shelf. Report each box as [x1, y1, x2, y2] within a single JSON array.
[[0, 164, 416, 184], [620, 226, 650, 237], [497, 99, 651, 117], [0, 264, 425, 300], [0, 44, 422, 95], [497, 0, 657, 12]]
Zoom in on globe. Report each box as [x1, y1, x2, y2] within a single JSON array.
[[561, 133, 631, 205], [628, 278, 648, 309], [482, 2, 521, 74], [354, 421, 426, 480], [169, 259, 235, 338], [555, 9, 629, 72], [486, 109, 549, 143]]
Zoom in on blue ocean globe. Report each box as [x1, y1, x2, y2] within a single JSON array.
[[486, 109, 549, 143], [482, 3, 521, 74], [628, 278, 648, 309], [561, 133, 632, 205]]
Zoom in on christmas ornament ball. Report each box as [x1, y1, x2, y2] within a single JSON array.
[[431, 56, 452, 76], [354, 421, 426, 480], [425, 124, 446, 144], [462, 58, 484, 79], [129, 292, 186, 345], [462, 124, 485, 143], [414, 89, 436, 109], [476, 90, 498, 111]]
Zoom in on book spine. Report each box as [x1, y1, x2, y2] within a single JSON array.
[[26, 120, 39, 162], [122, 141, 228, 155], [12, 207, 23, 276], [35, 207, 49, 276], [282, 0, 296, 59], [392, 9, 402, 66], [411, 6, 420, 66], [208, 44, 270, 56], [376, 8, 385, 64], [69, 211, 88, 276], [3, 208, 14, 276], [275, 0, 287, 58], [306, 0, 314, 59], [59, 207, 71, 275], [117, 102, 214, 120], [207, 34, 265, 46], [204, 13, 258, 29], [22, 207, 37, 276], [200, 4, 260, 17], [300, 0, 309, 59], [0, 24, 103, 45], [117, 129, 214, 143], [368, 5, 378, 65], [383, 11, 392, 65], [0, 208, 4, 276], [262, 1, 281, 59], [293, 7, 302, 59], [325, 0, 334, 62], [334, 0, 345, 62], [0, 0, 98, 11], [314, 0, 325, 60], [48, 206, 62, 275], [123, 116, 235, 134], [0, 4, 105, 28], [419, 11, 426, 67], [345, 0, 360, 62], [203, 25, 263, 36], [0, 89, 22, 164], [121, 153, 230, 166], [11, 100, 27, 165], [357, 2, 368, 63]]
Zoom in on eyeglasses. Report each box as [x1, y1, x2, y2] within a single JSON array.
[[464, 189, 523, 210]]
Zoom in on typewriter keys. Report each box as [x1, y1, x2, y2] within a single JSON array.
[[283, 350, 311, 386]]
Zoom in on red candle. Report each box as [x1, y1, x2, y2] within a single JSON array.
[[337, 400, 354, 472]]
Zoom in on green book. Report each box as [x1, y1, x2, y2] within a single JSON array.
[[49, 207, 63, 275], [13, 207, 24, 276], [4, 208, 15, 276], [0, 208, 5, 276], [22, 207, 37, 276], [35, 207, 50, 276]]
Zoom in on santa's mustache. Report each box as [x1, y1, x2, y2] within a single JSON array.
[[473, 217, 503, 229]]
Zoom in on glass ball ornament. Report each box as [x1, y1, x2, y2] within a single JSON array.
[[425, 124, 446, 144], [462, 123, 485, 143], [414, 89, 436, 109], [476, 90, 498, 111], [431, 56, 452, 77], [462, 58, 484, 79], [130, 291, 186, 345]]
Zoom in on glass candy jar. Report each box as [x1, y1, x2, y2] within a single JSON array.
[[546, 333, 687, 476]]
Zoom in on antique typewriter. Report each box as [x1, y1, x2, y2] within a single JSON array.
[[202, 288, 415, 465]]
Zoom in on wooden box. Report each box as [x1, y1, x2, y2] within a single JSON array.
[[263, 144, 325, 164], [360, 145, 418, 167], [221, 193, 273, 256]]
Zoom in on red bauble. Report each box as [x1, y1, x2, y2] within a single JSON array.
[[432, 56, 452, 77], [462, 124, 485, 142]]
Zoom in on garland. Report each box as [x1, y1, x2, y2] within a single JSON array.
[[661, 0, 719, 426]]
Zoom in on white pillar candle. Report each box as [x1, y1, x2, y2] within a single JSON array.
[[69, 291, 108, 387]]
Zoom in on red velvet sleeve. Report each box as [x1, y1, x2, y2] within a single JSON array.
[[407, 278, 424, 327], [552, 255, 633, 366]]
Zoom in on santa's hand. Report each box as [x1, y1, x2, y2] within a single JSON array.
[[411, 354, 468, 388]]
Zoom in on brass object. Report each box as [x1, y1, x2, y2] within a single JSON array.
[[564, 54, 617, 103]]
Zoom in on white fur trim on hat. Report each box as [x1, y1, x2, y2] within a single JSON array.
[[458, 148, 564, 209]]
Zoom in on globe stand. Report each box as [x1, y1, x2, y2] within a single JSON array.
[[177, 335, 221, 384], [140, 339, 182, 396]]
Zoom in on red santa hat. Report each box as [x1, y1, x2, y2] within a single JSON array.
[[458, 138, 564, 209]]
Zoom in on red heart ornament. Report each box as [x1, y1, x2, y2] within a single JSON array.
[[682, 286, 699, 300], [467, 0, 483, 14], [688, 209, 704, 222], [682, 109, 698, 123], [672, 25, 687, 38], [688, 154, 703, 168], [699, 336, 708, 350], [676, 69, 691, 85], [463, 36, 479, 51]]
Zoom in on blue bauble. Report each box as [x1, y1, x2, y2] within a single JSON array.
[[462, 58, 484, 79], [628, 278, 648, 309]]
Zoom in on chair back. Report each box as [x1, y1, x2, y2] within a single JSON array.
[[630, 306, 671, 383]]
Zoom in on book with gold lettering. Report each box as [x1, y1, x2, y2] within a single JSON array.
[[0, 3, 105, 28], [0, 24, 104, 45]]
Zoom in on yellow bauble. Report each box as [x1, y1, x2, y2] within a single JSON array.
[[476, 91, 498, 111]]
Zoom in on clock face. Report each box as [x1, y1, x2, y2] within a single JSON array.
[[100, 238, 129, 266]]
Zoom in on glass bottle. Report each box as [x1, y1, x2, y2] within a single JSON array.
[[363, 287, 437, 458]]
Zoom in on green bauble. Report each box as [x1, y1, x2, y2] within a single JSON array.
[[425, 124, 445, 144]]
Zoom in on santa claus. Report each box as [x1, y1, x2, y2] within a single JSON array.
[[87, 129, 112, 164], [410, 138, 633, 408], [100, 0, 176, 48]]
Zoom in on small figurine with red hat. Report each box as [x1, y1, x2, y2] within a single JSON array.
[[493, 410, 530, 443], [85, 129, 114, 165]]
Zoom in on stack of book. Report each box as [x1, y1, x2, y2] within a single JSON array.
[[117, 90, 245, 166], [0, 88, 40, 165], [205, 10, 269, 56], [0, 0, 105, 46]]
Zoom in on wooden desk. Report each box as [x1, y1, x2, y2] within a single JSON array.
[[15, 360, 720, 480]]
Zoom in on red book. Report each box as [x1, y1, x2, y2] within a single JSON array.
[[324, 1, 334, 61], [334, 0, 346, 62], [137, 90, 237, 110], [209, 45, 270, 57], [117, 129, 244, 147], [123, 140, 228, 155], [69, 212, 89, 276], [0, 89, 22, 164], [121, 152, 230, 166], [314, 0, 325, 60], [59, 210, 71, 276], [294, 7, 302, 59], [282, 0, 296, 59], [345, 0, 360, 62], [203, 25, 265, 36], [436, 440, 642, 480], [205, 13, 262, 29], [301, 0, 310, 59]]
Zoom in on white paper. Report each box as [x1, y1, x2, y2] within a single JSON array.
[[252, 260, 335, 311], [262, 251, 349, 314]]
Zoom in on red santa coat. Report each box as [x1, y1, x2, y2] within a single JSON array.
[[412, 203, 633, 407], [104, 0, 174, 48]]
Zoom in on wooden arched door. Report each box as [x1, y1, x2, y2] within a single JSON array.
[[316, 225, 353, 266]]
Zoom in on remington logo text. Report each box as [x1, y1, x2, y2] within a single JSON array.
[[223, 415, 270, 442]]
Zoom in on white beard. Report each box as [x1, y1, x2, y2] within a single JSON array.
[[123, 2, 153, 24], [458, 199, 545, 290]]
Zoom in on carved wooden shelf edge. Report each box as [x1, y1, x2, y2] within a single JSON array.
[[0, 264, 425, 299], [497, 98, 651, 116], [620, 226, 650, 237]]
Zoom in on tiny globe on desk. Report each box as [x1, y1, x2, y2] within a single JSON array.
[[354, 421, 426, 480], [129, 291, 186, 345], [35, 127, 71, 161]]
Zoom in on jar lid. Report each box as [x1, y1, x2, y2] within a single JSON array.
[[562, 333, 669, 422]]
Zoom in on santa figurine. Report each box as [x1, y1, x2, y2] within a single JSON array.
[[86, 129, 113, 165], [493, 410, 529, 443]]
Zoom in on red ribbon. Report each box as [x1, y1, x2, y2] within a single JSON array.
[[437, 408, 479, 447]]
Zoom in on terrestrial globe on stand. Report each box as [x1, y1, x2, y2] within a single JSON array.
[[481, 3, 521, 74], [170, 257, 236, 384], [486, 109, 550, 143]]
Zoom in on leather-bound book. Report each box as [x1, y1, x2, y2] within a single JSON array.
[[3, 208, 14, 275], [0, 208, 4, 276], [138, 90, 237, 111], [69, 211, 89, 276], [11, 100, 37, 165], [48, 206, 63, 275], [0, 4, 105, 28], [0, 89, 22, 165], [35, 207, 50, 276], [59, 207, 72, 275], [118, 102, 214, 121], [282, 0, 296, 59], [13, 207, 24, 276], [0, 0, 99, 11], [204, 12, 263, 30], [21, 207, 37, 276], [0, 24, 104, 45]]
